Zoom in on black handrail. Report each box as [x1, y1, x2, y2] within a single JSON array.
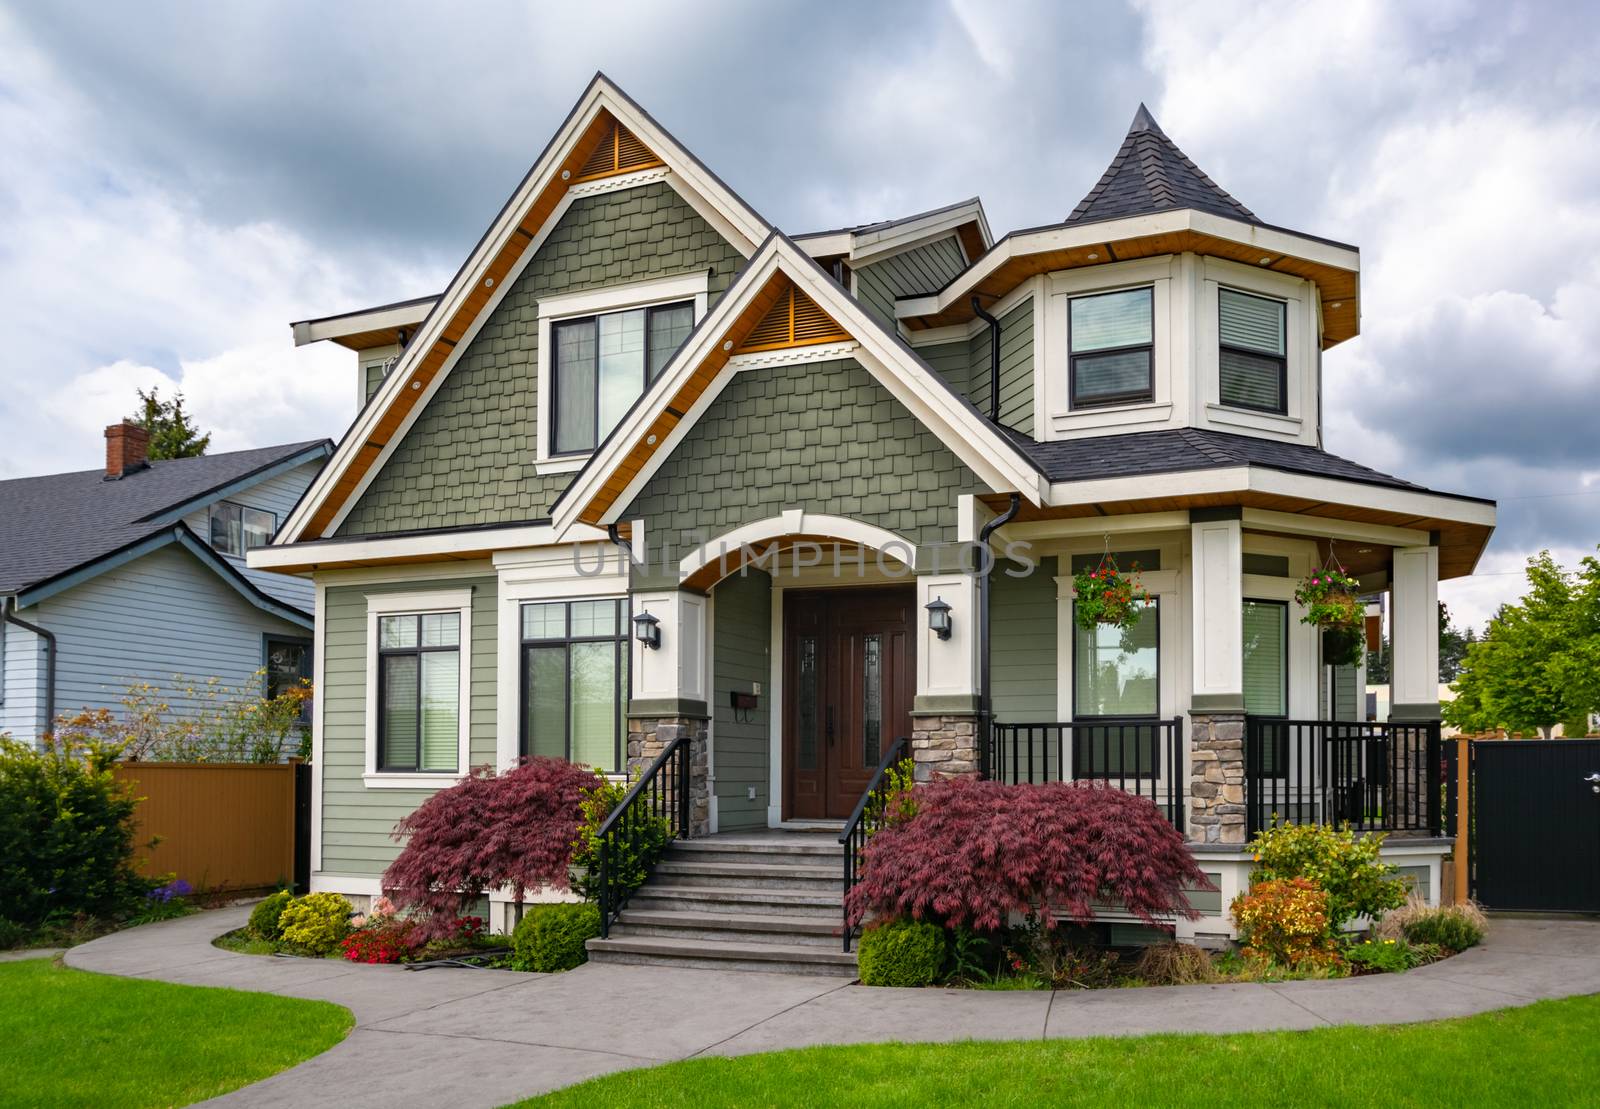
[[837, 736, 909, 953], [986, 718, 1185, 829], [596, 735, 692, 938]]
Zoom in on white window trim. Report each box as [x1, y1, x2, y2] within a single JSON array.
[[364, 588, 474, 789], [534, 271, 711, 473], [1041, 257, 1181, 438], [1197, 257, 1317, 442]]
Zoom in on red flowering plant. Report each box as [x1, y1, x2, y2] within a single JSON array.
[[1071, 555, 1150, 632], [1293, 564, 1365, 666], [844, 778, 1212, 934], [384, 757, 604, 940]]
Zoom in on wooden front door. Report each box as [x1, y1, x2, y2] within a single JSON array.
[[783, 588, 915, 820]]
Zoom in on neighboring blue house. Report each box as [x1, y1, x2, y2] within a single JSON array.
[[0, 422, 331, 745]]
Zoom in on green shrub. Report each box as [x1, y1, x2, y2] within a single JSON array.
[[277, 893, 352, 955], [1346, 937, 1422, 973], [1379, 897, 1487, 951], [1249, 822, 1407, 931], [0, 733, 149, 931], [510, 902, 601, 972], [857, 918, 945, 987], [568, 779, 669, 902], [248, 890, 293, 941]]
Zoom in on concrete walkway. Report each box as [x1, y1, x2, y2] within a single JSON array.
[[63, 908, 1600, 1108]]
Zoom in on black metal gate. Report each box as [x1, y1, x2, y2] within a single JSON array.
[[1472, 739, 1600, 912]]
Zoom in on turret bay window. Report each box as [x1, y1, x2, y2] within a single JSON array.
[[377, 613, 461, 773], [1242, 598, 1290, 775], [552, 301, 694, 455], [1069, 286, 1154, 408], [1071, 598, 1160, 777], [520, 599, 629, 773], [1219, 288, 1287, 413]]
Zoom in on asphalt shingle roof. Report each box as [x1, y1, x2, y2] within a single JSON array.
[[1002, 426, 1430, 493], [1067, 104, 1258, 226], [0, 441, 328, 596]]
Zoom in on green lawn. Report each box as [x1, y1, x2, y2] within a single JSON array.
[[0, 957, 352, 1108], [521, 992, 1600, 1107]]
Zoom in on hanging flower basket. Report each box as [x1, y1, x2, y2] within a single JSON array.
[[1293, 566, 1365, 666], [1072, 555, 1150, 632]]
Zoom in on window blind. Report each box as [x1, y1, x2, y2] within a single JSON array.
[[1242, 600, 1287, 717], [1219, 289, 1286, 413]]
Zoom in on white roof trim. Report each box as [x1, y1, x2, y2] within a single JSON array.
[[277, 74, 771, 546], [292, 299, 439, 349], [677, 511, 916, 585], [549, 234, 1047, 536], [794, 198, 991, 266], [247, 521, 612, 572], [896, 209, 1359, 323]]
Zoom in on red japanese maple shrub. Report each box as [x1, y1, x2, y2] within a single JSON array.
[[845, 778, 1211, 932], [384, 757, 604, 938]]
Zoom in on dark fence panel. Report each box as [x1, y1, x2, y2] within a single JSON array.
[[1245, 718, 1442, 837], [987, 719, 1184, 828]]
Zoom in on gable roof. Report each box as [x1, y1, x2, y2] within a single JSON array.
[[793, 197, 991, 267], [0, 440, 329, 615], [550, 230, 1047, 535], [277, 74, 773, 545], [1067, 104, 1257, 225]]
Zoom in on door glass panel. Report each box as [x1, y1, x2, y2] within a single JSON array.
[[862, 634, 882, 766], [797, 637, 818, 771]]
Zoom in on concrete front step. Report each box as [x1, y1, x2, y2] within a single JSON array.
[[586, 935, 858, 977], [614, 909, 841, 948], [650, 860, 841, 892], [664, 839, 842, 866], [628, 884, 842, 920]]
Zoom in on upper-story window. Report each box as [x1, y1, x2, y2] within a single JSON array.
[[552, 301, 694, 455], [209, 501, 275, 556], [1218, 288, 1287, 414], [1069, 286, 1154, 408]]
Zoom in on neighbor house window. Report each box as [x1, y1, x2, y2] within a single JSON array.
[[552, 301, 694, 454], [520, 599, 629, 773], [1219, 288, 1287, 413], [209, 501, 276, 556], [1069, 286, 1154, 408], [265, 636, 313, 729], [377, 613, 461, 773]]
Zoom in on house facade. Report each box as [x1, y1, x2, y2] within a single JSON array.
[[1, 425, 330, 746], [254, 77, 1495, 950]]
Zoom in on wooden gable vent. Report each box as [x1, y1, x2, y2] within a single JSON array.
[[574, 120, 663, 182], [734, 284, 850, 354]]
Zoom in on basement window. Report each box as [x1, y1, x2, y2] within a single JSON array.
[[1069, 286, 1154, 408], [1219, 288, 1287, 414]]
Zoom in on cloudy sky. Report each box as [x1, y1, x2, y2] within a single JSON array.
[[2, 0, 1596, 628]]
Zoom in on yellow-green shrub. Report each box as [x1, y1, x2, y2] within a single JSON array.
[[277, 893, 352, 955], [857, 918, 945, 987], [1231, 877, 1341, 970], [1249, 821, 1406, 930]]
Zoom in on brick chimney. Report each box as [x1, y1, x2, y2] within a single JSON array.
[[104, 421, 151, 479]]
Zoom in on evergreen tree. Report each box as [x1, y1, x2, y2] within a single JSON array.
[[132, 386, 210, 460]]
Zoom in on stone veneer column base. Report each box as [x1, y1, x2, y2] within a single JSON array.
[[626, 716, 711, 837], [909, 713, 980, 782], [1189, 711, 1246, 844]]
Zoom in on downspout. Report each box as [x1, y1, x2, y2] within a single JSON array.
[[605, 523, 634, 567], [971, 295, 1002, 422], [975, 493, 1021, 779], [2, 596, 56, 741]]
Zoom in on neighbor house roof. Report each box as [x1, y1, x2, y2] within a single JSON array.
[[0, 441, 330, 608], [1067, 104, 1257, 225]]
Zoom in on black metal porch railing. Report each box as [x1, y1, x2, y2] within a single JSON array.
[[596, 735, 692, 939], [1244, 718, 1443, 838], [986, 718, 1185, 829], [838, 736, 908, 953]]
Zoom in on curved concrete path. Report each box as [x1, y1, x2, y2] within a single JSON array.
[[64, 907, 1600, 1107]]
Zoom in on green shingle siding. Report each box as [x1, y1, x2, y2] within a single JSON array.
[[712, 571, 772, 830], [319, 575, 498, 878], [853, 235, 969, 326], [339, 182, 745, 536], [623, 358, 984, 588]]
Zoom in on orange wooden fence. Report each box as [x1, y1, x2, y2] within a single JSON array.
[[114, 761, 299, 892]]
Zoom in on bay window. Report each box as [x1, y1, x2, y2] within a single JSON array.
[[1072, 598, 1160, 778], [520, 598, 629, 773], [1219, 288, 1287, 413], [1069, 286, 1154, 408], [1243, 598, 1289, 776]]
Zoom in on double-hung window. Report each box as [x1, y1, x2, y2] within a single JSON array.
[[377, 612, 461, 773], [1071, 597, 1160, 778], [209, 501, 276, 556], [551, 301, 694, 455], [1242, 599, 1290, 776], [1069, 286, 1154, 408], [1219, 288, 1288, 413], [520, 599, 629, 773]]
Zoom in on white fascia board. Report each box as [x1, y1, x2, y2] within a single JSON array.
[[292, 299, 438, 348], [1000, 510, 1194, 542], [1047, 466, 1254, 507], [246, 522, 612, 571], [896, 210, 1359, 324], [1245, 470, 1497, 528], [1240, 507, 1429, 548], [794, 231, 853, 258], [279, 76, 769, 545]]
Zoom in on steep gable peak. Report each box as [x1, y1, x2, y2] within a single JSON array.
[[1068, 103, 1257, 226]]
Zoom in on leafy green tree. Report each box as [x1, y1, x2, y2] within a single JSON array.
[[1366, 603, 1470, 685], [132, 386, 210, 460], [1444, 552, 1599, 737]]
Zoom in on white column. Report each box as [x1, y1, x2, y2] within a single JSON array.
[[1190, 515, 1244, 711], [630, 589, 708, 712], [914, 572, 978, 712], [1390, 544, 1440, 718]]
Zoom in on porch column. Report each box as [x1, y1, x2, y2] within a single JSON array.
[[628, 589, 711, 835], [910, 572, 980, 781], [1188, 510, 1246, 843], [1389, 543, 1441, 720]]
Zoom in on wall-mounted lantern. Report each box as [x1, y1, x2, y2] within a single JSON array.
[[924, 596, 953, 641], [633, 609, 662, 650]]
